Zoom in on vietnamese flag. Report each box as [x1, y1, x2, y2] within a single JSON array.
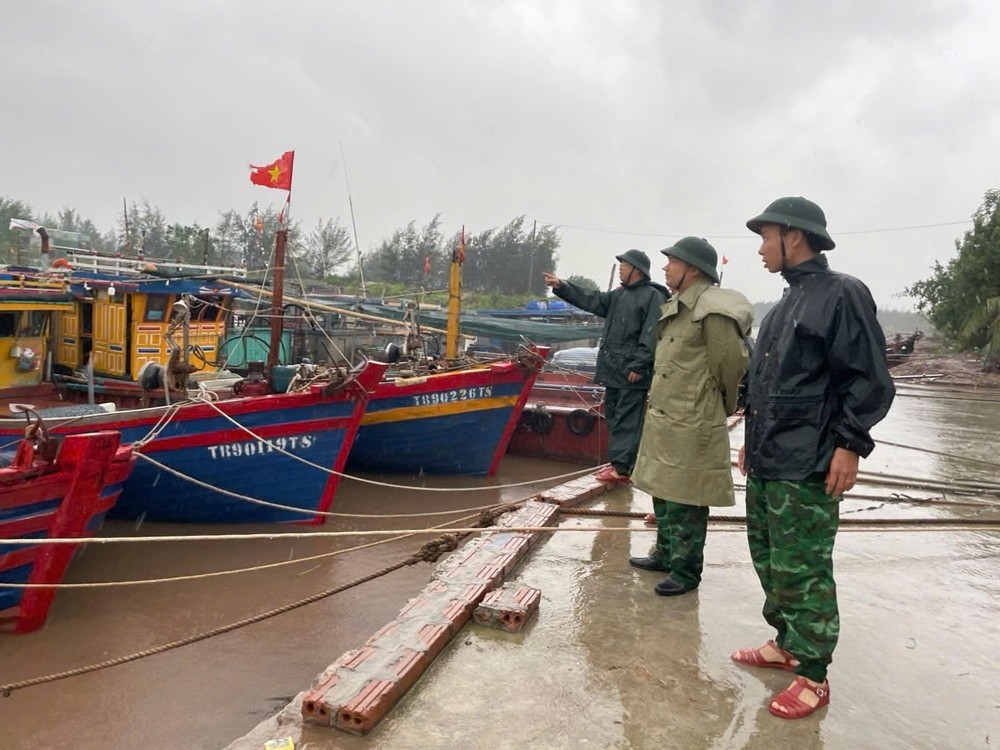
[[249, 150, 294, 191]]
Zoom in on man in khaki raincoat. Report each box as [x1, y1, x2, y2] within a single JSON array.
[[630, 236, 752, 596]]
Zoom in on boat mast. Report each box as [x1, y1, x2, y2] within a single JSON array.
[[445, 226, 465, 360], [267, 228, 287, 373], [123, 198, 131, 254], [340, 140, 368, 299], [248, 149, 294, 377]]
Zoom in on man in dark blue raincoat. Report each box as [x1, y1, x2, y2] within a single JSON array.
[[732, 196, 895, 720]]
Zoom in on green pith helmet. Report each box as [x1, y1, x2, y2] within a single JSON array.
[[614, 248, 651, 277], [746, 196, 836, 251], [660, 236, 719, 283]]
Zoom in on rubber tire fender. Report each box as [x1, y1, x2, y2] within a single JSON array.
[[566, 408, 596, 436], [531, 408, 554, 435]]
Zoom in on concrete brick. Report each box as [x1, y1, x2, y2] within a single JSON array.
[[473, 583, 541, 632], [540, 474, 612, 508]]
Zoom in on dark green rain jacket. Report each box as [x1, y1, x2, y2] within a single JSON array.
[[554, 278, 670, 389]]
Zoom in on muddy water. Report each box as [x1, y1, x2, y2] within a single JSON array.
[[0, 456, 578, 749]]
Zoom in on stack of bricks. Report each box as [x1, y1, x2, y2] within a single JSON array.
[[301, 499, 560, 735], [538, 471, 613, 508]]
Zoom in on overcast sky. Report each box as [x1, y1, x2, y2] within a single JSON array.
[[3, 0, 998, 307]]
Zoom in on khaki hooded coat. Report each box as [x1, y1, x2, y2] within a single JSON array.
[[631, 279, 753, 507]]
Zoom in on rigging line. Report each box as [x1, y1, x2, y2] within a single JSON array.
[[230, 296, 418, 362], [379, 289, 450, 301], [197, 398, 599, 492], [219, 235, 277, 372], [538, 219, 973, 240], [286, 242, 351, 365]]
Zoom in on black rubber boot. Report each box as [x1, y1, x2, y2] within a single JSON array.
[[629, 554, 669, 572], [654, 575, 698, 596]]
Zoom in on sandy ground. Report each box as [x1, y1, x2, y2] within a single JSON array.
[[890, 337, 1000, 388]]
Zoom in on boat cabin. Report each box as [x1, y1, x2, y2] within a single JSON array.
[[0, 271, 75, 390], [52, 273, 235, 381]]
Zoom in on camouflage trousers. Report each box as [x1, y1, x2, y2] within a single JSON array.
[[652, 498, 710, 588], [604, 387, 647, 476], [745, 478, 840, 683]]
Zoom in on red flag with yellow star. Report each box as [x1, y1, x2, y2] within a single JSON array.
[[249, 151, 294, 191]]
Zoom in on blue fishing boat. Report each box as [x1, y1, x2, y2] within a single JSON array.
[[349, 351, 544, 475], [1, 226, 386, 524], [0, 370, 385, 524]]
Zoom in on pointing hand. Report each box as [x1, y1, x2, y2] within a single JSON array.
[[543, 272, 562, 289]]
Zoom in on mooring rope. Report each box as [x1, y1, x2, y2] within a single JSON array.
[[0, 497, 528, 590], [893, 391, 1000, 404], [3, 516, 997, 548], [871, 437, 1000, 470], [2, 502, 994, 696], [132, 451, 594, 520], [189, 398, 601, 493], [726, 450, 1000, 498], [0, 532, 442, 590], [0, 505, 511, 696], [0, 557, 417, 698], [131, 403, 184, 448], [558, 508, 1000, 528]]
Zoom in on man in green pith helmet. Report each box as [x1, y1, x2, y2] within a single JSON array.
[[731, 196, 895, 719], [629, 236, 752, 596], [543, 249, 669, 483]]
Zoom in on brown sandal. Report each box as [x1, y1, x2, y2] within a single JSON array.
[[731, 640, 799, 670]]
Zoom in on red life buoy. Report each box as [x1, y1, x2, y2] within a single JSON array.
[[50, 258, 73, 270]]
